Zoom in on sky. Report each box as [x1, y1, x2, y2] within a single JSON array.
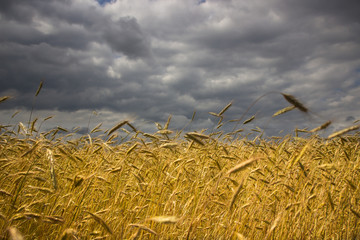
[[0, 0, 360, 138]]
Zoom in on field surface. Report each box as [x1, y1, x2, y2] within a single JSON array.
[[1, 123, 360, 239]]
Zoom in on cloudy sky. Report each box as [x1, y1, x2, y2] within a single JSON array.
[[1, 0, 360, 137]]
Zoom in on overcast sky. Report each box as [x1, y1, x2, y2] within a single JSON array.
[[1, 0, 360, 137]]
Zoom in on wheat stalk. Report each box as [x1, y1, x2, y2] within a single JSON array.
[[164, 114, 172, 130], [227, 157, 260, 175], [218, 101, 233, 116], [129, 224, 158, 235], [28, 80, 44, 129], [243, 115, 255, 124], [85, 211, 113, 235], [0, 96, 11, 103], [327, 124, 360, 139], [35, 80, 43, 97], [126, 143, 138, 155], [309, 120, 332, 133], [127, 122, 137, 132], [229, 180, 244, 210], [272, 105, 296, 117], [46, 149, 57, 190], [108, 120, 128, 135], [148, 215, 179, 224], [265, 212, 282, 240], [281, 93, 308, 113], [185, 133, 206, 146], [186, 132, 210, 139]]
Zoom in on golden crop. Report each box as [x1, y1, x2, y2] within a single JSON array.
[[1, 91, 360, 239]]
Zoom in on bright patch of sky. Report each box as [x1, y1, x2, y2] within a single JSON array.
[[97, 0, 115, 6]]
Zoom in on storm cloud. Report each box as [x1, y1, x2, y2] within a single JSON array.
[[0, 0, 359, 136]]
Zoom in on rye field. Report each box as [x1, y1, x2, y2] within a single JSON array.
[[1, 92, 360, 239]]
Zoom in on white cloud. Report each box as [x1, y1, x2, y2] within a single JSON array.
[[106, 66, 121, 79]]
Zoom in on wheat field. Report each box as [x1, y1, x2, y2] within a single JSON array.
[[1, 92, 360, 239]]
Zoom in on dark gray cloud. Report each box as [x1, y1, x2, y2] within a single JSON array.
[[0, 0, 151, 108], [103, 17, 151, 58], [0, 0, 359, 136], [280, 0, 360, 24]]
